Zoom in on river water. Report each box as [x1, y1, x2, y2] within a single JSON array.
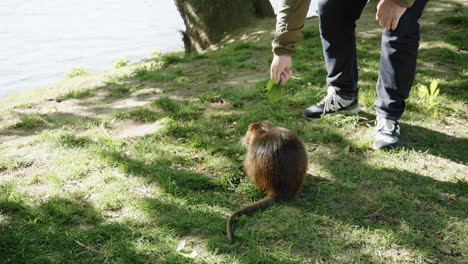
[[0, 0, 317, 98]]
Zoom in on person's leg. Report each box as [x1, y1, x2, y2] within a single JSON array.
[[319, 0, 368, 98], [303, 0, 368, 119], [374, 0, 427, 119], [373, 0, 427, 150]]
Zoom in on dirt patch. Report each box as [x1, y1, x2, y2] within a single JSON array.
[[108, 119, 163, 139]]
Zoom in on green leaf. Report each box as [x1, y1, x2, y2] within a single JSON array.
[[417, 84, 428, 98], [430, 80, 440, 97], [266, 80, 284, 102], [266, 79, 275, 92]]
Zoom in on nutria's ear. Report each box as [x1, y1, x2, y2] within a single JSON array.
[[249, 122, 260, 130]]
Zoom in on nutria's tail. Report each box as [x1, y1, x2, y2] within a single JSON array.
[[226, 194, 275, 243]]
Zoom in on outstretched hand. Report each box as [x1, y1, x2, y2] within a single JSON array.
[[376, 0, 407, 31], [270, 55, 292, 85]]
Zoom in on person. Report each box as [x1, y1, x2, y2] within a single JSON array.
[[270, 0, 427, 150]]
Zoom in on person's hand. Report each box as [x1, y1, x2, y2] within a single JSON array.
[[376, 0, 407, 31], [270, 54, 292, 85]]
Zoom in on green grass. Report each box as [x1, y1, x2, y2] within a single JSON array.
[[440, 14, 468, 50], [161, 53, 186, 67], [114, 107, 161, 123], [153, 97, 206, 120], [205, 68, 223, 82], [107, 83, 133, 97], [132, 65, 183, 82], [0, 156, 32, 172], [113, 57, 129, 69], [154, 96, 182, 114], [0, 1, 467, 263], [57, 132, 94, 148], [64, 88, 95, 99], [65, 67, 90, 79], [10, 114, 46, 129], [151, 50, 207, 68], [210, 41, 268, 69]]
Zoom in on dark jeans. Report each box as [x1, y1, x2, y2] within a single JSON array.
[[317, 0, 427, 120]]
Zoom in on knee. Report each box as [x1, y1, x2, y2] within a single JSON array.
[[318, 0, 358, 34], [382, 19, 419, 48], [384, 8, 422, 43]]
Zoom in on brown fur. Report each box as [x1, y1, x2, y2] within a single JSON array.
[[227, 121, 308, 242]]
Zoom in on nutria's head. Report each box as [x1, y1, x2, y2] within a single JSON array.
[[242, 121, 272, 147]]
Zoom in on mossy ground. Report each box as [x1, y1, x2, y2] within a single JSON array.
[[0, 0, 467, 263]]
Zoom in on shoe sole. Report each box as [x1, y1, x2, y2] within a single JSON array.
[[372, 141, 401, 150], [341, 106, 361, 115], [303, 106, 361, 120]]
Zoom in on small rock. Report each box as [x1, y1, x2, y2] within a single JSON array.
[[46, 97, 66, 103], [438, 245, 452, 255], [438, 192, 458, 202], [414, 199, 422, 206]]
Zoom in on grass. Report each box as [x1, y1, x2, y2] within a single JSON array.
[[107, 83, 133, 97], [161, 53, 186, 67], [114, 107, 161, 123], [65, 67, 90, 79], [113, 57, 129, 69], [10, 114, 47, 129], [0, 0, 467, 263], [133, 65, 183, 82], [0, 156, 32, 172], [205, 68, 223, 82], [57, 131, 94, 148], [64, 88, 95, 99]]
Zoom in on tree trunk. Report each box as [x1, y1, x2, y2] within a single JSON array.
[[174, 0, 276, 53]]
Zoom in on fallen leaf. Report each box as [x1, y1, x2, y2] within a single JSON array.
[[189, 251, 198, 258], [176, 240, 186, 252], [344, 145, 350, 154], [179, 250, 198, 259]]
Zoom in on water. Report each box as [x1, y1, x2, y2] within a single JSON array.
[[0, 0, 317, 98]]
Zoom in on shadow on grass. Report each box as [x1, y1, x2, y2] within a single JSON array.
[[1, 106, 466, 263], [417, 46, 468, 101], [0, 112, 103, 138], [2, 127, 465, 262], [357, 111, 467, 165], [402, 123, 468, 165], [0, 197, 149, 263], [3, 88, 465, 263], [97, 122, 466, 262], [309, 150, 467, 230]]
